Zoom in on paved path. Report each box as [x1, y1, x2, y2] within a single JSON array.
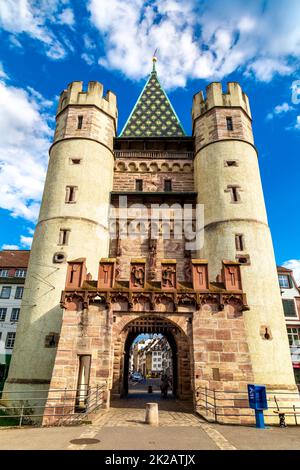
[[69, 390, 235, 450], [0, 393, 300, 450], [93, 394, 202, 427]]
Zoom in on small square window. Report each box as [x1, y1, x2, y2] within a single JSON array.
[[0, 286, 11, 299], [70, 158, 82, 165], [15, 269, 26, 278], [279, 275, 290, 289], [283, 299, 297, 317], [236, 255, 250, 265], [226, 160, 238, 167], [6, 332, 16, 349], [15, 287, 24, 299], [11, 308, 20, 322], [0, 269, 9, 277], [0, 308, 7, 321]]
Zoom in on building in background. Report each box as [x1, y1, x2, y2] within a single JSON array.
[[0, 250, 30, 391], [277, 266, 300, 386], [131, 335, 172, 377]]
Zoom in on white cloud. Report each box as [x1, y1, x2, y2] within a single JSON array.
[[83, 34, 96, 50], [295, 116, 300, 129], [267, 102, 295, 120], [20, 235, 33, 248], [58, 8, 75, 27], [274, 103, 294, 114], [283, 260, 300, 286], [0, 63, 7, 79], [8, 34, 23, 49], [246, 58, 293, 82], [1, 229, 34, 250], [81, 52, 95, 66], [0, 78, 52, 221], [0, 0, 75, 60], [87, 0, 300, 88], [1, 244, 19, 250]]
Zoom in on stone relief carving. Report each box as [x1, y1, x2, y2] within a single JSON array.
[[131, 265, 145, 287], [162, 265, 176, 288]]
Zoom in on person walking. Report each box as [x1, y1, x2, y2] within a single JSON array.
[[160, 374, 170, 399]]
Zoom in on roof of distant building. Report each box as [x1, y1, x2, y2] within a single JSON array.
[[277, 265, 292, 273], [0, 250, 30, 268]]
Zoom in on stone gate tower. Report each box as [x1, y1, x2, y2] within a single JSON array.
[[4, 82, 117, 396], [192, 83, 295, 387], [3, 61, 298, 425]]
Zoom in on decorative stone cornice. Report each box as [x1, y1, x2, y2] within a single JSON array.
[[60, 288, 248, 313]]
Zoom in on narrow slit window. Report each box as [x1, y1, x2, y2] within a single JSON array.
[[164, 180, 172, 192], [227, 185, 240, 202], [226, 117, 233, 131], [59, 229, 70, 245], [77, 115, 83, 129], [65, 186, 78, 203], [235, 234, 244, 251], [135, 179, 143, 191], [232, 187, 238, 201]]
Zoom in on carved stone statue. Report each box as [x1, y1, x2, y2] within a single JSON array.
[[162, 266, 176, 288], [183, 259, 192, 283], [131, 265, 145, 287]]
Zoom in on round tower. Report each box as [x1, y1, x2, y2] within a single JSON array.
[[4, 81, 118, 398], [192, 82, 296, 389]]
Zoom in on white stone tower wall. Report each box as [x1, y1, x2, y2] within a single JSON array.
[[3, 81, 117, 397], [193, 82, 296, 389]]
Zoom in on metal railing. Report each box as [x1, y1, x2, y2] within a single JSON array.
[[0, 385, 106, 427], [195, 386, 300, 425], [114, 150, 194, 160]]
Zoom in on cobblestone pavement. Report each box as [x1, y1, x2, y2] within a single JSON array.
[[93, 392, 202, 427]]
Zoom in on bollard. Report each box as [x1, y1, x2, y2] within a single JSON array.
[[145, 403, 159, 425]]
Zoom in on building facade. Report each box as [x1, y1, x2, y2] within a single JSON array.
[[3, 60, 299, 425], [277, 266, 300, 386], [0, 250, 30, 391]]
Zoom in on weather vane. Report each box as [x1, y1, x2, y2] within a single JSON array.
[[152, 48, 158, 71]]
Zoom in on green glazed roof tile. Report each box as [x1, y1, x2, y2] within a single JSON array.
[[120, 67, 186, 137]]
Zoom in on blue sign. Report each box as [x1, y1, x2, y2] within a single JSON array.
[[247, 384, 268, 410]]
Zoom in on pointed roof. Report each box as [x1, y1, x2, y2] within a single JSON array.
[[120, 59, 186, 138]]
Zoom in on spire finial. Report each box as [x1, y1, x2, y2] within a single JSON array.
[[152, 48, 158, 72]]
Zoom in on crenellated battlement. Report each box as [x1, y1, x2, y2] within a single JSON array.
[[57, 81, 117, 120], [192, 82, 251, 121]]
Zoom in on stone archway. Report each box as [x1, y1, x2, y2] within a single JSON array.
[[111, 314, 193, 401]]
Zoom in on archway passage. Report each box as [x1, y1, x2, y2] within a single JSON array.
[[113, 315, 192, 403], [125, 332, 176, 398]]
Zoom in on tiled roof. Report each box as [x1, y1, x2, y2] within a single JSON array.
[[0, 250, 30, 268], [277, 265, 292, 273], [120, 66, 186, 138]]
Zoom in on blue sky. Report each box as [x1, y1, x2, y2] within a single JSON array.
[[0, 0, 299, 281]]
